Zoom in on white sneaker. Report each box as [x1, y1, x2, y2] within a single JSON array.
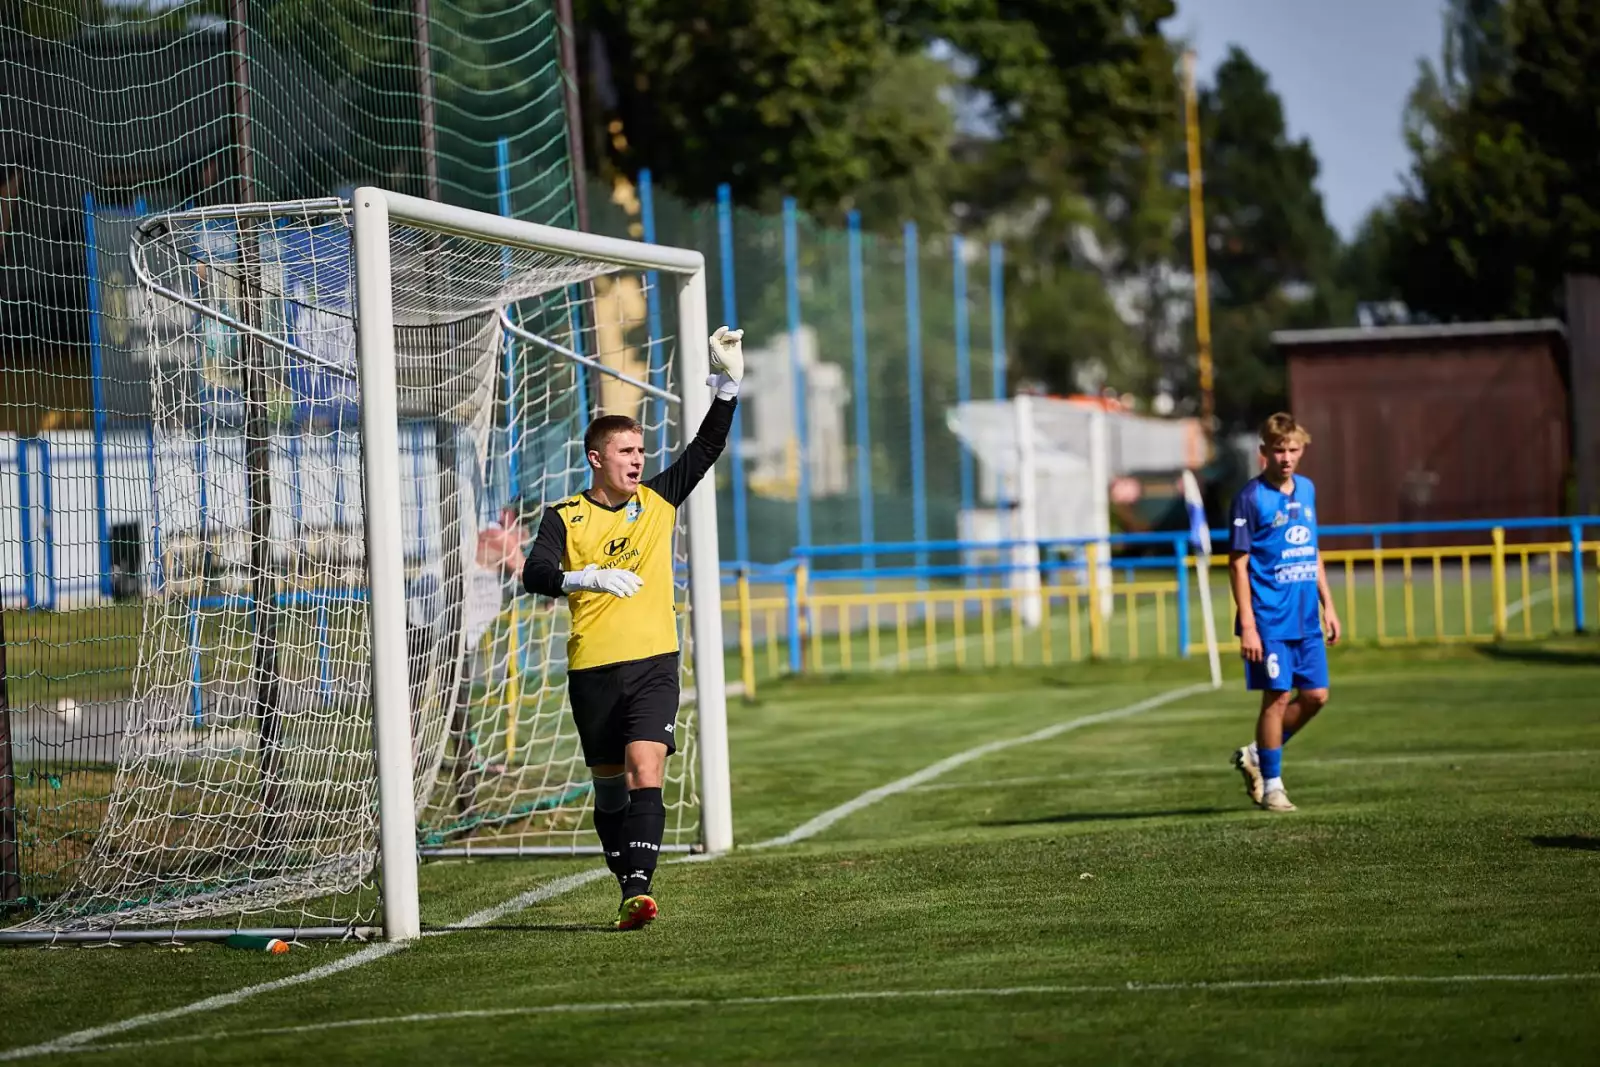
[[1259, 786, 1296, 813], [1231, 745, 1264, 805]]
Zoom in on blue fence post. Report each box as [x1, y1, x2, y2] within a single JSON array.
[[716, 184, 751, 565], [495, 137, 522, 501], [38, 439, 56, 610], [189, 599, 204, 727], [953, 235, 974, 520], [785, 567, 803, 674], [989, 243, 1006, 398], [82, 193, 114, 600], [1176, 535, 1191, 659], [989, 242, 1008, 542], [317, 594, 333, 704], [905, 221, 928, 583], [638, 170, 668, 463], [848, 211, 874, 577], [783, 198, 812, 551], [1572, 521, 1587, 634], [17, 439, 35, 609]]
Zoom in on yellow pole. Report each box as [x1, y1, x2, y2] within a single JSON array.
[[1183, 50, 1216, 441], [1373, 549, 1387, 644], [737, 572, 757, 700], [504, 603, 521, 766], [1087, 541, 1106, 659], [1492, 527, 1508, 639], [1040, 585, 1054, 666], [1402, 554, 1416, 642], [1550, 549, 1562, 632]]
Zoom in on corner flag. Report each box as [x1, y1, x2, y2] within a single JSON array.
[[1180, 470, 1222, 688]]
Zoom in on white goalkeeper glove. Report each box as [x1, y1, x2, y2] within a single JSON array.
[[706, 325, 744, 400], [561, 564, 644, 598]]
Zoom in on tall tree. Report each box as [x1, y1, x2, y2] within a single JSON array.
[[1385, 0, 1600, 321], [577, 0, 1179, 224]]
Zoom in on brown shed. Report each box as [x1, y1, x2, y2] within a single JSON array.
[[1274, 320, 1570, 538]]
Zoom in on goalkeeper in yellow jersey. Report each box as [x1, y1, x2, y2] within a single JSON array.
[[522, 326, 743, 931]]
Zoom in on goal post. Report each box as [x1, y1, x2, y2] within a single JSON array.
[[0, 188, 732, 945], [357, 187, 733, 864]]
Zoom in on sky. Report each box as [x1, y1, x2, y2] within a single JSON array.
[[1174, 0, 1446, 238]]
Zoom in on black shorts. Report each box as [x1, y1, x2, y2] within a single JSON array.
[[566, 651, 681, 767]]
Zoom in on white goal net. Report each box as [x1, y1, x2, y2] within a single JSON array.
[[3, 191, 728, 941]]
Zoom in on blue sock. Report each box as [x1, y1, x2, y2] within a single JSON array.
[[1259, 746, 1283, 781], [1282, 727, 1295, 745]]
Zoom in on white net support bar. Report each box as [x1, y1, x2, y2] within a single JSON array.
[[2, 189, 730, 942]]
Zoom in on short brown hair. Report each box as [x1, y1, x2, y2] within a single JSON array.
[[584, 414, 643, 457], [1259, 412, 1310, 449]]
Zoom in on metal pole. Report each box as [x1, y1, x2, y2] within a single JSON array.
[[904, 221, 928, 580], [229, 0, 285, 844], [675, 269, 733, 854], [638, 170, 667, 460], [1572, 521, 1587, 634], [783, 198, 811, 551], [228, 0, 255, 201], [414, 0, 440, 201], [82, 193, 113, 600], [1183, 51, 1216, 443], [0, 604, 19, 909], [554, 0, 589, 231], [353, 189, 422, 941], [989, 243, 1006, 399], [1014, 394, 1041, 627], [716, 184, 750, 564], [496, 137, 522, 500], [953, 234, 974, 523], [848, 211, 873, 573]]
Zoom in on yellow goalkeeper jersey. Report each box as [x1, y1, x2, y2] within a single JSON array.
[[523, 398, 734, 671]]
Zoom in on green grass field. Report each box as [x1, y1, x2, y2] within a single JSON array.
[[3, 639, 1600, 1062], [3, 641, 1600, 1064]]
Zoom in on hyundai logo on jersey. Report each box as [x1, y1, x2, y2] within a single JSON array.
[[606, 537, 630, 556]]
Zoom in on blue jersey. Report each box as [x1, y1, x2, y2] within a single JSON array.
[[1229, 474, 1323, 640]]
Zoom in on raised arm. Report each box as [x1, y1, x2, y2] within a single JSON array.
[[644, 397, 736, 507], [644, 326, 745, 507]]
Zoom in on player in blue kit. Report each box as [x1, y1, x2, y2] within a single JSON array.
[[1227, 413, 1342, 812]]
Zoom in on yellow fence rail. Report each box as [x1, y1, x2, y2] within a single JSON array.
[[721, 530, 1600, 687]]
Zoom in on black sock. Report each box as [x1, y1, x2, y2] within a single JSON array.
[[619, 787, 664, 899], [593, 804, 630, 884]]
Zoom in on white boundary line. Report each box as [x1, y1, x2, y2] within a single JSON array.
[[0, 682, 1207, 1062], [911, 748, 1600, 793], [27, 973, 1600, 1057], [749, 684, 1212, 849], [1505, 588, 1553, 621]]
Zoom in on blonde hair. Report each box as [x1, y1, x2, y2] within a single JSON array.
[[1259, 412, 1310, 448]]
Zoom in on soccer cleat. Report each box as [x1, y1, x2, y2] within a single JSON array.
[[1231, 745, 1264, 805], [1259, 786, 1296, 813], [614, 893, 658, 931]]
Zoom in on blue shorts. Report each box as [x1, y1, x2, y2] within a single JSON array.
[[1244, 635, 1329, 692]]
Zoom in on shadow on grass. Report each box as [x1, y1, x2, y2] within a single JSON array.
[[983, 807, 1227, 827], [1475, 644, 1600, 668], [1528, 834, 1600, 853]]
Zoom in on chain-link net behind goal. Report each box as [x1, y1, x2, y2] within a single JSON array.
[[7, 199, 700, 935]]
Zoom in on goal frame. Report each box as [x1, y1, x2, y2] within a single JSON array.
[[352, 188, 733, 941], [0, 190, 732, 947]]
